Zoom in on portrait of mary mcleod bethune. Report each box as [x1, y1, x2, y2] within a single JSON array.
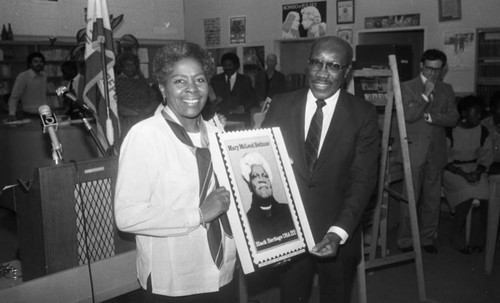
[[239, 152, 298, 251]]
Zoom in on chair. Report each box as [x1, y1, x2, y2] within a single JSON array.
[[465, 199, 481, 247], [486, 175, 500, 274], [251, 97, 271, 129]]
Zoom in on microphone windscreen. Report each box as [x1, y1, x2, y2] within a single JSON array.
[[39, 104, 52, 115], [56, 86, 68, 97]]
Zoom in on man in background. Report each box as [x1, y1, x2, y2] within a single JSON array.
[[210, 52, 257, 126], [8, 52, 48, 121], [397, 49, 459, 254], [254, 53, 287, 103]]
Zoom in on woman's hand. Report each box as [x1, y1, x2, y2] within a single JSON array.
[[200, 186, 231, 223], [465, 171, 482, 184], [216, 113, 227, 126]]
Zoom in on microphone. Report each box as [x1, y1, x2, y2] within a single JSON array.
[[39, 105, 63, 164], [56, 86, 94, 114]]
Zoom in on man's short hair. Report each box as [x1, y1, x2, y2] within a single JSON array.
[[240, 152, 273, 183], [309, 36, 353, 65], [27, 51, 46, 67], [421, 49, 447, 67], [221, 52, 240, 69]]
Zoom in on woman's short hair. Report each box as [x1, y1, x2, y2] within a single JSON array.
[[457, 95, 484, 115], [153, 42, 215, 85]]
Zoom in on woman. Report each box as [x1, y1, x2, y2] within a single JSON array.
[[443, 95, 492, 254], [115, 52, 160, 142], [114, 42, 236, 302], [482, 91, 500, 174]]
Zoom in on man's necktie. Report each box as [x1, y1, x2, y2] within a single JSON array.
[[226, 76, 231, 91], [161, 110, 232, 269], [305, 99, 326, 172]]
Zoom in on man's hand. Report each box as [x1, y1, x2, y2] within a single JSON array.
[[310, 232, 341, 258], [423, 80, 435, 98]]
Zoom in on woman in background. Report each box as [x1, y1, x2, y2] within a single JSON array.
[[115, 52, 160, 142], [482, 91, 500, 174], [114, 42, 236, 302], [443, 96, 492, 254]]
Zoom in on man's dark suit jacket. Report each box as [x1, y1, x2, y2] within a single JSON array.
[[398, 76, 458, 168], [254, 70, 287, 101], [210, 72, 257, 114], [262, 88, 380, 260]]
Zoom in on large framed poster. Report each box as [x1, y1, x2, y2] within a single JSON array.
[[209, 128, 315, 274]]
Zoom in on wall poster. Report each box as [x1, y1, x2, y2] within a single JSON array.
[[442, 29, 476, 93], [209, 128, 315, 274], [364, 13, 420, 29], [229, 15, 246, 44], [336, 26, 353, 45], [204, 17, 220, 47], [282, 1, 327, 39]]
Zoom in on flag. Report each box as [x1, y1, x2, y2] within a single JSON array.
[[83, 0, 120, 155]]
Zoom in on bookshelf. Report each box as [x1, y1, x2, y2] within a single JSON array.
[[0, 40, 74, 110], [476, 28, 500, 106]]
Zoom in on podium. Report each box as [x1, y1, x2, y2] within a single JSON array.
[[16, 157, 135, 281]]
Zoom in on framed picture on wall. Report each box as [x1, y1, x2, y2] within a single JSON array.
[[229, 15, 246, 44], [337, 0, 354, 24], [208, 128, 315, 274], [438, 0, 461, 22]]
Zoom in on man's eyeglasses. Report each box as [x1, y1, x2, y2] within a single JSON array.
[[308, 58, 348, 73], [423, 66, 442, 73]]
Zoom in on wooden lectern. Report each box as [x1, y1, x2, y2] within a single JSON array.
[[16, 157, 135, 281]]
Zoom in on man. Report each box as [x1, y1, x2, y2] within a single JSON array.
[[210, 52, 257, 126], [240, 152, 298, 251], [263, 36, 380, 303], [254, 53, 287, 103], [397, 49, 459, 254], [8, 52, 48, 121]]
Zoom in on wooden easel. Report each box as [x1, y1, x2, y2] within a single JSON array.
[[349, 55, 427, 302]]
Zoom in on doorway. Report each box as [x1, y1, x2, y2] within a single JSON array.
[[358, 29, 425, 78]]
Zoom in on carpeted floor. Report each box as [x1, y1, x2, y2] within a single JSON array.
[[1, 203, 500, 302]]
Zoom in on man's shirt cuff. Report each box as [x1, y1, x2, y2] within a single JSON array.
[[328, 226, 348, 245], [424, 113, 432, 123], [421, 93, 430, 102]]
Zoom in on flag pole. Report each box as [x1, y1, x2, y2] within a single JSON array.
[[96, 35, 115, 150]]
